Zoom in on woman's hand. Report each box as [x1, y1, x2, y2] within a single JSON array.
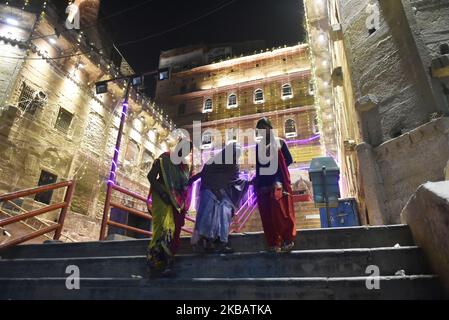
[[188, 172, 201, 186], [187, 177, 196, 186]]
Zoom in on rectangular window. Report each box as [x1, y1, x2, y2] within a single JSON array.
[[55, 108, 74, 134], [34, 170, 58, 205]]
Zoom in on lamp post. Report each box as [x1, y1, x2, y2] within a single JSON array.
[[99, 78, 132, 240], [96, 70, 161, 240]]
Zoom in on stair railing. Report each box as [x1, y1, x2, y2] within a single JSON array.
[[0, 180, 76, 250], [99, 183, 193, 241], [0, 200, 77, 243], [230, 186, 258, 233]]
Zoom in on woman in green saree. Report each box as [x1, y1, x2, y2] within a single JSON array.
[[146, 140, 193, 277]]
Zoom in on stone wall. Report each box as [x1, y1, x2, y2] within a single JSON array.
[[358, 117, 449, 224], [403, 0, 449, 113], [338, 0, 444, 146], [0, 5, 173, 243], [0, 6, 36, 106]]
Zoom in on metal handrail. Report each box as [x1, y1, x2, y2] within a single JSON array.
[[99, 183, 194, 240], [0, 180, 76, 250]]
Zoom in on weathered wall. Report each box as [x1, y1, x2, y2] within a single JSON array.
[[318, 0, 449, 223], [403, 0, 449, 114], [0, 6, 36, 106], [0, 5, 172, 242], [358, 117, 449, 224], [338, 0, 441, 145]]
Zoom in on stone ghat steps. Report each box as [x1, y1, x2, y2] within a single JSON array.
[[1, 224, 445, 300], [0, 225, 414, 259], [0, 247, 431, 279], [0, 276, 444, 300]]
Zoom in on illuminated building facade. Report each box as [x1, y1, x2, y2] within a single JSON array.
[[155, 43, 323, 229], [0, 0, 174, 241], [156, 43, 323, 184]]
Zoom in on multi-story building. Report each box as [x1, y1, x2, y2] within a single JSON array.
[[155, 43, 324, 230], [156, 43, 322, 184], [0, 0, 175, 241]]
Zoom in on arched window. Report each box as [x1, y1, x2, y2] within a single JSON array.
[[285, 118, 297, 138], [282, 84, 293, 99], [254, 89, 264, 104], [201, 132, 212, 149], [227, 94, 238, 109], [203, 98, 213, 113]]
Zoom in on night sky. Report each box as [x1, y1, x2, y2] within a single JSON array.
[[99, 0, 305, 96]]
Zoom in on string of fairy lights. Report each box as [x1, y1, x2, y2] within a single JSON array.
[[0, 5, 171, 213], [302, 0, 336, 157], [1, 0, 175, 132], [1, 3, 173, 152]]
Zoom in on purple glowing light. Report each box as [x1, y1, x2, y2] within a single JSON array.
[[242, 134, 321, 150], [286, 134, 321, 145], [189, 179, 201, 210], [200, 134, 321, 154], [107, 100, 129, 184]]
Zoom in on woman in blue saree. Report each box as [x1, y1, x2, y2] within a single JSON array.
[[189, 143, 249, 253]]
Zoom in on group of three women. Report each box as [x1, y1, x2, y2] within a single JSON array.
[[146, 118, 297, 277]]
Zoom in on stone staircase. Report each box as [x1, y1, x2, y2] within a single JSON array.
[[0, 225, 446, 300]]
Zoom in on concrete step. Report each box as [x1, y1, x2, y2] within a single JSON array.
[[0, 225, 414, 259], [0, 247, 430, 279], [0, 276, 444, 300]]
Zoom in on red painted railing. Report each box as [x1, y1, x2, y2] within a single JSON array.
[[99, 183, 193, 240], [0, 181, 76, 250]]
